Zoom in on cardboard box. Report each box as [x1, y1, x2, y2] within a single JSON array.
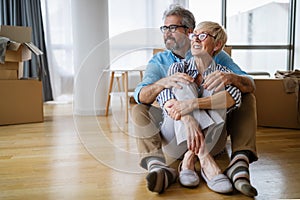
[[5, 45, 32, 62], [0, 25, 43, 62], [254, 78, 300, 129], [0, 80, 43, 125], [0, 69, 18, 80], [0, 62, 23, 78], [0, 61, 22, 70]]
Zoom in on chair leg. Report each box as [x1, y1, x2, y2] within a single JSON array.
[[139, 71, 143, 81], [124, 72, 129, 123], [116, 76, 121, 92], [105, 71, 115, 116]]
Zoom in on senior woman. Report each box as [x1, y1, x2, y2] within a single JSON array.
[[156, 21, 257, 197]]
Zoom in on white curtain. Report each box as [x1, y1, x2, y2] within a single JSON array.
[[41, 0, 74, 103]]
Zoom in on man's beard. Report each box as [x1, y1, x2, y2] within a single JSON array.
[[164, 36, 179, 51]]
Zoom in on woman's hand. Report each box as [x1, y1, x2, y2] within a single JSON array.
[[181, 115, 204, 154], [168, 99, 197, 120], [163, 99, 177, 113]]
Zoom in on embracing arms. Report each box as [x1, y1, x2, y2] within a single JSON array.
[[138, 73, 194, 104], [166, 90, 236, 120], [204, 71, 255, 93]]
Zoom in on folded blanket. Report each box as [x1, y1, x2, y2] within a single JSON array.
[[275, 69, 300, 93], [0, 37, 10, 64], [275, 70, 300, 123]]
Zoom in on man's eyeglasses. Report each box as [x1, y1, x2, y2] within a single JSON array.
[[160, 25, 188, 33], [188, 33, 216, 41]]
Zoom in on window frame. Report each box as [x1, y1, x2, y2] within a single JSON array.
[[221, 0, 296, 71]]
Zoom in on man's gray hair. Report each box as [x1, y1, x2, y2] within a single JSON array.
[[163, 4, 195, 30]]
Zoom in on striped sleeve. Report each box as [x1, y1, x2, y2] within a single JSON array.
[[214, 64, 242, 110], [168, 62, 185, 75], [225, 85, 242, 110], [168, 59, 199, 79], [156, 62, 185, 108], [157, 60, 199, 109], [156, 88, 175, 108]]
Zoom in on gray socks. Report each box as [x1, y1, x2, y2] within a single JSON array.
[[146, 159, 177, 193], [225, 153, 258, 197]]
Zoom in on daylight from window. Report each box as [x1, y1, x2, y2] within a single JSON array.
[[41, 0, 296, 100]]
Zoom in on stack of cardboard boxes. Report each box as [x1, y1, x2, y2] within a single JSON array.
[[254, 78, 300, 129], [0, 25, 44, 125]]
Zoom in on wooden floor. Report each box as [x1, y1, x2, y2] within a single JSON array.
[[1, 103, 300, 200]]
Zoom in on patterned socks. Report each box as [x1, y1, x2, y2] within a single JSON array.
[[146, 159, 177, 193], [225, 153, 258, 197]]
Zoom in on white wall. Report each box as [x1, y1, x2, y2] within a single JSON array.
[[71, 0, 109, 115]]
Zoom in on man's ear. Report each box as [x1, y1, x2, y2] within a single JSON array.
[[187, 28, 194, 34], [185, 28, 193, 37]]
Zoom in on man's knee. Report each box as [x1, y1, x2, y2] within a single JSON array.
[[227, 93, 257, 132], [131, 104, 150, 125], [131, 104, 162, 138], [241, 93, 256, 112], [132, 103, 149, 114]]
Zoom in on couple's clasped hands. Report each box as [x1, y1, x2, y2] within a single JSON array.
[[161, 71, 230, 153], [161, 70, 230, 120]]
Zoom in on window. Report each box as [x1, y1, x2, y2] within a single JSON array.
[[188, 0, 296, 76], [225, 0, 294, 76], [108, 0, 174, 89], [109, 0, 173, 37], [227, 1, 289, 45]]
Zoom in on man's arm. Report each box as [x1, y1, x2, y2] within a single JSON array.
[[204, 72, 255, 93], [213, 51, 255, 93], [139, 83, 165, 104], [138, 73, 194, 104], [228, 73, 255, 93]]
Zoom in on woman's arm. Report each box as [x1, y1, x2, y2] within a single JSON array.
[[195, 90, 235, 109], [167, 90, 235, 120]]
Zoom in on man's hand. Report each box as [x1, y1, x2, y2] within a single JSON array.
[[203, 70, 255, 93], [203, 70, 232, 92], [181, 115, 204, 154], [155, 72, 194, 89], [139, 72, 194, 104]]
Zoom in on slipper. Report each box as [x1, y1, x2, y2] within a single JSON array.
[[179, 169, 200, 188], [201, 168, 233, 194], [178, 161, 200, 188]]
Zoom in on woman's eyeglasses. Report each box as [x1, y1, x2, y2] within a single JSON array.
[[188, 33, 216, 41]]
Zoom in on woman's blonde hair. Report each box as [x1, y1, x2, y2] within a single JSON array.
[[196, 21, 227, 55]]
